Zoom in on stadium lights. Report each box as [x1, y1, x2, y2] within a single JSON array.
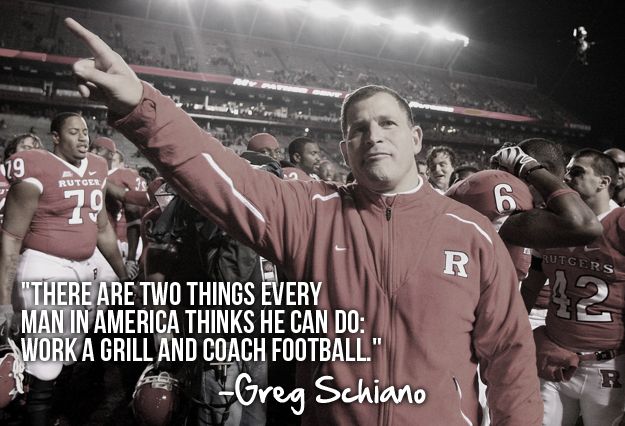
[[252, 0, 469, 46], [350, 7, 383, 26], [392, 16, 416, 33], [429, 25, 448, 39], [309, 1, 345, 18], [263, 0, 308, 9], [426, 25, 469, 46]]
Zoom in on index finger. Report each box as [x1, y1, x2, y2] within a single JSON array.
[[64, 17, 112, 57]]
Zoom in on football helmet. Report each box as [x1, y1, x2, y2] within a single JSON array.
[[132, 363, 180, 426], [0, 338, 25, 409]]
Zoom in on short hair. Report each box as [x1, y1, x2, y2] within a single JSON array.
[[341, 85, 413, 138], [571, 148, 618, 189], [288, 137, 316, 163], [604, 148, 625, 158], [248, 133, 279, 152], [449, 164, 480, 184], [426, 146, 457, 169], [604, 148, 625, 165], [139, 166, 158, 184], [3, 133, 42, 158], [50, 112, 83, 134], [517, 138, 565, 178]]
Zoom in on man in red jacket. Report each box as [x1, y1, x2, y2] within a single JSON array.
[[64, 18, 543, 425]]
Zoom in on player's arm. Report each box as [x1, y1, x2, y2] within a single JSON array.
[[494, 147, 601, 248], [66, 19, 313, 266], [95, 196, 128, 281], [520, 263, 548, 313], [0, 182, 40, 305], [124, 204, 142, 264], [105, 181, 150, 207], [499, 170, 601, 247], [104, 181, 126, 201], [123, 189, 150, 206]]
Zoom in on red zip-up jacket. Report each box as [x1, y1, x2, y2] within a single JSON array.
[[113, 83, 542, 425]]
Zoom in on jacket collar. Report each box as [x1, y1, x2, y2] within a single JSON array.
[[353, 175, 441, 210]]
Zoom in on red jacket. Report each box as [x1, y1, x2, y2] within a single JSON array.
[[114, 83, 542, 425]]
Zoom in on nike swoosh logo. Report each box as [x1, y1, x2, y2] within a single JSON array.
[[584, 246, 600, 252], [313, 192, 339, 202], [334, 245, 347, 252], [88, 171, 97, 176]]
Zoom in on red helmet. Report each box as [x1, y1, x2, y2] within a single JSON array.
[[0, 339, 25, 409], [132, 364, 180, 426]]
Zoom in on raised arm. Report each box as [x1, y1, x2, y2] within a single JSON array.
[[64, 18, 319, 270], [65, 18, 143, 116], [493, 146, 602, 248]]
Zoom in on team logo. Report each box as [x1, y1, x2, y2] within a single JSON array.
[[443, 250, 469, 278]]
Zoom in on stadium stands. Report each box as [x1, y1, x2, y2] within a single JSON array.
[[0, 0, 583, 127]]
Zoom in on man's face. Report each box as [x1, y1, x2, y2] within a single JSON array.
[[427, 153, 454, 191], [608, 150, 625, 189], [111, 151, 124, 169], [340, 92, 422, 193], [564, 156, 602, 200], [318, 162, 335, 181], [295, 142, 321, 175], [54, 116, 89, 166], [259, 147, 282, 161]]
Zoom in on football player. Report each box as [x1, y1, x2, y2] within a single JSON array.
[[0, 112, 128, 425], [287, 137, 321, 179], [247, 132, 282, 161], [523, 149, 625, 425], [604, 148, 625, 207], [0, 164, 7, 225], [447, 140, 601, 425], [1, 133, 43, 223], [448, 139, 600, 284], [89, 137, 146, 279]]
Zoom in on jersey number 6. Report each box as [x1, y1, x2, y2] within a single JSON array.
[[494, 183, 517, 214]]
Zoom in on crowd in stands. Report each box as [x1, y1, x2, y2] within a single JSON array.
[[0, 109, 509, 185], [2, 9, 624, 426], [0, 0, 582, 127]]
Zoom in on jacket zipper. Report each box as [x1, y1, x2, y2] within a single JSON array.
[[382, 205, 393, 426]]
